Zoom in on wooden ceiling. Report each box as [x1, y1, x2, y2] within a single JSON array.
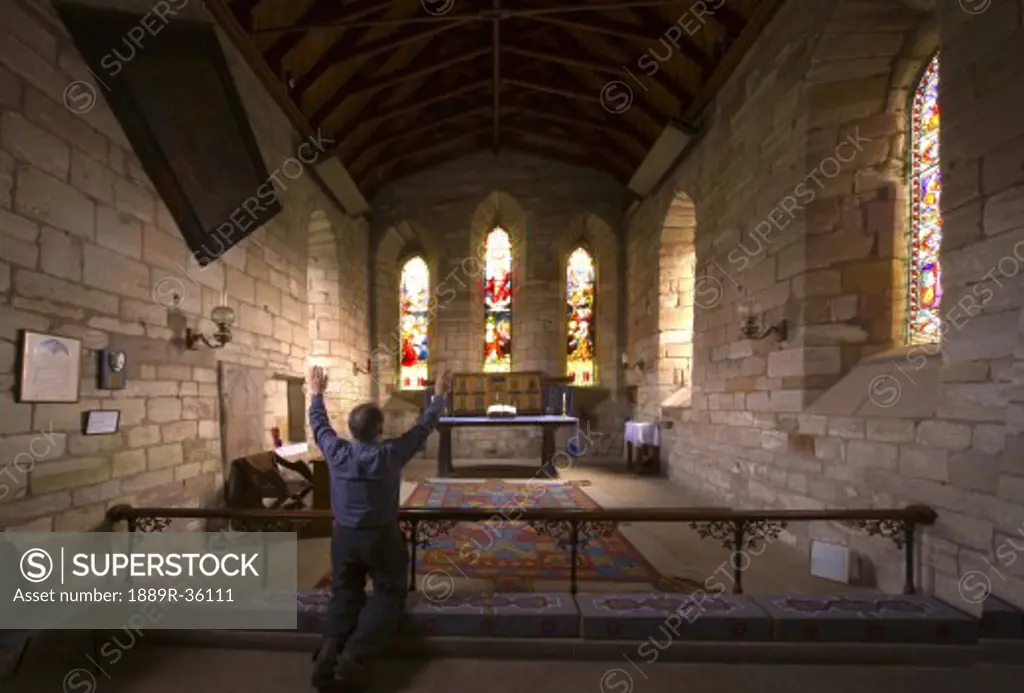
[[209, 0, 782, 197]]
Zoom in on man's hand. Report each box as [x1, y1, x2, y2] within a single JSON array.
[[307, 366, 329, 395], [434, 368, 453, 396]]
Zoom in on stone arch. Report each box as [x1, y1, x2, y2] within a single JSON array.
[[560, 213, 619, 389], [305, 208, 352, 439], [469, 191, 528, 371], [655, 191, 697, 412], [373, 220, 438, 397], [793, 1, 938, 392]]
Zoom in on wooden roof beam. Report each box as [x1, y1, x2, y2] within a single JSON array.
[[501, 114, 637, 169], [365, 128, 490, 181], [295, 16, 473, 93], [349, 106, 491, 168], [502, 122, 634, 178], [500, 100, 646, 153], [262, 0, 398, 73], [621, 4, 711, 70], [311, 44, 490, 126], [502, 135, 624, 181], [502, 73, 662, 134]]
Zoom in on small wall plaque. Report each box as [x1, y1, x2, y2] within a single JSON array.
[[83, 410, 120, 435], [98, 349, 127, 390]]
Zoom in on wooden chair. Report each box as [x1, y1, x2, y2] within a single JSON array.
[[225, 451, 314, 511]]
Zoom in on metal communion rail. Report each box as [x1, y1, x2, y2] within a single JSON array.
[[107, 504, 937, 595]]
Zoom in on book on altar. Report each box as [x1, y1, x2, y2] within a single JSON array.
[[486, 403, 517, 418]]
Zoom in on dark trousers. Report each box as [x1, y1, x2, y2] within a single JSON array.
[[324, 524, 409, 659]]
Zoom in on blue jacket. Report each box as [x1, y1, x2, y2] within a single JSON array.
[[309, 393, 446, 528]]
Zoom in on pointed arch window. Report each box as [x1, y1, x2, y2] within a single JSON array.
[[483, 227, 512, 372], [566, 247, 596, 386], [908, 53, 942, 345], [399, 256, 429, 389]]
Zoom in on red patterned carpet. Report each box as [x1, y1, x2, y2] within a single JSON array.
[[408, 480, 663, 591], [317, 481, 695, 592]]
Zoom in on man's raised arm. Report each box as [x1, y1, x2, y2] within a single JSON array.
[[307, 366, 348, 463], [387, 369, 452, 465]]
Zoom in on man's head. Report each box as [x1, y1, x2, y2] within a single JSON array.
[[348, 403, 384, 443]]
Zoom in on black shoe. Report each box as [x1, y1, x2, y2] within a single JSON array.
[[335, 656, 370, 692], [311, 638, 340, 690]]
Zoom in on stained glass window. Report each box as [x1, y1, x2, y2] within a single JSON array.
[[908, 53, 941, 345], [483, 227, 512, 372], [567, 247, 596, 386], [399, 256, 429, 389]]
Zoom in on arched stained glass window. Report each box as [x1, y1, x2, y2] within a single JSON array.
[[483, 227, 512, 372], [567, 247, 596, 386], [399, 256, 429, 389], [908, 53, 942, 345]]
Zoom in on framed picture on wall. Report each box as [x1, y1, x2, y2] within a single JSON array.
[[17, 331, 82, 403]]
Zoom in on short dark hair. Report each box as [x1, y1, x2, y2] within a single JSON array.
[[348, 403, 384, 443]]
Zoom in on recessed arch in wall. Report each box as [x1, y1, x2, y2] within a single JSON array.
[[373, 220, 438, 394], [656, 190, 697, 408], [470, 191, 527, 372], [560, 213, 618, 388]]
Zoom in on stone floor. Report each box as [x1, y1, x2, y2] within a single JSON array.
[[298, 456, 869, 596], [4, 645, 1020, 693]]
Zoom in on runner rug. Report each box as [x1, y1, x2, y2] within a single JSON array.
[[316, 480, 667, 592]]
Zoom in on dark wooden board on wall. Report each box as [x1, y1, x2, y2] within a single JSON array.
[[56, 3, 281, 266]]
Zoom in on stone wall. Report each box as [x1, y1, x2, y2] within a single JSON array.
[[628, 0, 1024, 611], [370, 154, 629, 459], [0, 0, 368, 530]]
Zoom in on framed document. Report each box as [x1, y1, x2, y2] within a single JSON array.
[[16, 331, 82, 403], [84, 410, 121, 435]]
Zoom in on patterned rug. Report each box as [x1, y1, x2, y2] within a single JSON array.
[[317, 480, 669, 592]]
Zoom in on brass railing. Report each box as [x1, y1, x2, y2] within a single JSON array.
[[106, 504, 937, 595]]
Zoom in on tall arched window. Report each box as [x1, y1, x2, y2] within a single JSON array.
[[908, 53, 941, 345], [567, 247, 596, 386], [483, 227, 512, 372], [399, 256, 429, 389]]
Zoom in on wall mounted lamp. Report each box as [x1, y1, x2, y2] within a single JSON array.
[[352, 359, 372, 376], [621, 352, 646, 372], [740, 315, 788, 342], [185, 303, 235, 350]]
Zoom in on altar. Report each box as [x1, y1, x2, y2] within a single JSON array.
[[429, 370, 578, 477], [436, 415, 579, 477]]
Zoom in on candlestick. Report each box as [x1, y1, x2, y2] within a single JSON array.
[[561, 392, 567, 416]]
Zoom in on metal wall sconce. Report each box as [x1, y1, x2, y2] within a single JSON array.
[[620, 352, 646, 372], [352, 359, 372, 375], [185, 304, 235, 350], [740, 315, 788, 342]]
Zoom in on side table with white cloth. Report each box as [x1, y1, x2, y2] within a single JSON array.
[[624, 420, 661, 475]]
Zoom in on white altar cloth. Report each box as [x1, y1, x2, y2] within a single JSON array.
[[624, 420, 660, 446]]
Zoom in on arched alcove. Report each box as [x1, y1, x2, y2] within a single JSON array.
[[469, 191, 528, 372], [657, 193, 698, 409], [372, 219, 438, 399]]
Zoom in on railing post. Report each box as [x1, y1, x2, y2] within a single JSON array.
[[732, 521, 746, 594], [903, 521, 916, 595], [569, 521, 579, 595], [407, 520, 418, 593]]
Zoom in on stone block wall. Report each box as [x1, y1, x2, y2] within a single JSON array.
[[0, 0, 368, 530], [628, 0, 1024, 611], [370, 154, 629, 458]]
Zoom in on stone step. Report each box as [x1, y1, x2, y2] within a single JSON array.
[[135, 629, 1024, 667], [296, 591, 993, 645]]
